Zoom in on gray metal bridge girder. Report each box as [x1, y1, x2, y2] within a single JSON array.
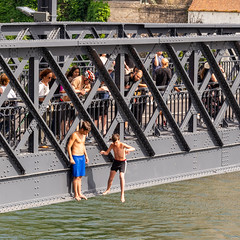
[[1, 23, 240, 39], [127, 45, 190, 152], [85, 46, 155, 157], [0, 35, 238, 52], [164, 43, 223, 147], [0, 54, 70, 167], [200, 43, 240, 124]]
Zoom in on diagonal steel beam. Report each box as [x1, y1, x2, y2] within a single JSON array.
[[60, 47, 120, 145], [0, 132, 25, 175], [127, 45, 190, 152], [180, 52, 224, 130], [164, 43, 223, 147], [102, 80, 141, 141], [214, 71, 240, 126], [200, 43, 240, 124], [15, 80, 60, 151], [86, 46, 155, 156], [146, 51, 190, 134], [0, 54, 70, 166], [40, 47, 114, 160], [60, 79, 101, 146]]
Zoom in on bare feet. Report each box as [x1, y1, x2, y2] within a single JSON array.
[[102, 189, 110, 195], [79, 194, 88, 200], [121, 195, 125, 203], [74, 196, 81, 201]]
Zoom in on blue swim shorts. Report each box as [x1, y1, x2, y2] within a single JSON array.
[[72, 155, 85, 177]]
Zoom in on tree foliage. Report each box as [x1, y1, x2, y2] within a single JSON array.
[[0, 0, 37, 23], [0, 0, 110, 23], [58, 0, 110, 22], [87, 0, 110, 22]]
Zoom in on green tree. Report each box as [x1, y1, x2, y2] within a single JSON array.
[[87, 0, 110, 22], [0, 0, 37, 23], [58, 0, 110, 22], [0, 0, 110, 23]]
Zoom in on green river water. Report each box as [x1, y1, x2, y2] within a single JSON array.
[[1, 171, 240, 239]]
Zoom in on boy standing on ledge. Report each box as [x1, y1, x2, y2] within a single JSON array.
[[67, 121, 91, 201], [100, 133, 135, 202]]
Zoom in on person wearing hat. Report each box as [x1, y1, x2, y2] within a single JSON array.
[[71, 70, 95, 96]]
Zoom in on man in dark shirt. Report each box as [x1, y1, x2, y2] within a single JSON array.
[[125, 69, 145, 90], [155, 58, 172, 91], [152, 51, 163, 78]]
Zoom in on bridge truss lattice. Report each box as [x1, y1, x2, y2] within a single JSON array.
[[1, 22, 240, 212]]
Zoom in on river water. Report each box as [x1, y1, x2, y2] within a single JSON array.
[[1, 172, 240, 239]]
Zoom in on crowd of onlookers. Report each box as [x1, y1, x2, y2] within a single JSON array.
[[0, 52, 228, 143]]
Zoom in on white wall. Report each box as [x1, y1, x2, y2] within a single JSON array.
[[188, 11, 240, 24]]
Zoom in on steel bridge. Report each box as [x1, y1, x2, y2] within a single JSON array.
[[1, 21, 240, 212]]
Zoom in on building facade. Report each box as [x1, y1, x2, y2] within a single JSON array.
[[188, 0, 240, 23]]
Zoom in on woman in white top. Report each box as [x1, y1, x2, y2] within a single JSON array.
[[39, 68, 53, 103], [0, 73, 17, 134], [0, 73, 16, 99], [39, 69, 53, 147]]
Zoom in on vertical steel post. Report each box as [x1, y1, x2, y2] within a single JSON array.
[[188, 51, 198, 132], [115, 53, 125, 141], [28, 57, 39, 153]]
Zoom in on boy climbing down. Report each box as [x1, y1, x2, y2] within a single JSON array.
[[67, 121, 91, 201], [100, 133, 135, 202]]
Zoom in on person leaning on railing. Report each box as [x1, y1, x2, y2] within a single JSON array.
[[152, 51, 163, 78], [71, 70, 95, 96], [0, 73, 17, 135], [59, 70, 95, 139], [154, 58, 180, 130], [58, 66, 81, 138], [125, 69, 148, 125], [154, 58, 180, 93], [94, 81, 110, 135], [198, 62, 225, 118], [38, 68, 53, 147], [39, 68, 53, 103]]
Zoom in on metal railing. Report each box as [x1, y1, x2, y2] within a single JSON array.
[[1, 85, 239, 151]]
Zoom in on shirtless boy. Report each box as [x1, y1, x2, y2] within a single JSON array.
[[67, 121, 91, 201], [100, 134, 135, 202]]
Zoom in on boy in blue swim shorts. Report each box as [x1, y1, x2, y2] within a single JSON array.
[[100, 134, 135, 202], [67, 121, 91, 201]]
